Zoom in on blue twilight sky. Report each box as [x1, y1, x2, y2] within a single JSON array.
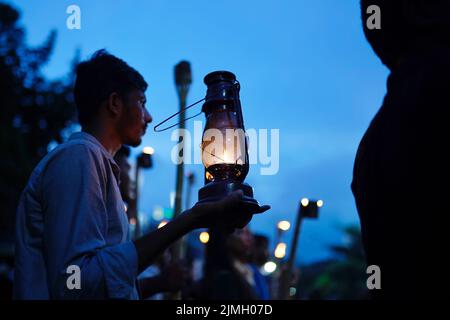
[[8, 0, 389, 263]]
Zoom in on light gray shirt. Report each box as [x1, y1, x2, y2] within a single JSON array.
[[14, 132, 139, 299]]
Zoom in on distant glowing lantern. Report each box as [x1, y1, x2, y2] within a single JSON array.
[[299, 198, 324, 219], [277, 220, 291, 231], [137, 147, 153, 168], [199, 231, 210, 244], [143, 146, 155, 155], [274, 242, 287, 259], [263, 261, 277, 274], [301, 198, 309, 207]]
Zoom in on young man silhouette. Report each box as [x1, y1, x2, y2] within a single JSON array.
[[14, 50, 269, 299]]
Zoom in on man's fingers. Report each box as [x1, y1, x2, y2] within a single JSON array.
[[229, 190, 244, 200], [257, 205, 271, 213], [241, 202, 271, 214], [221, 190, 244, 208]]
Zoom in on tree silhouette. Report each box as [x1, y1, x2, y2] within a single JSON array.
[[296, 225, 369, 299], [0, 3, 78, 242]]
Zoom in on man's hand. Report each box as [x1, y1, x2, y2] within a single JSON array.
[[188, 190, 270, 229]]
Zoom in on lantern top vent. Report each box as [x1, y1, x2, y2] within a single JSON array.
[[204, 71, 236, 85]]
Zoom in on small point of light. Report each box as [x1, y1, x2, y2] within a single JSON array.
[[152, 206, 164, 221], [263, 261, 277, 274], [274, 242, 287, 259], [158, 220, 168, 229], [199, 231, 210, 244], [129, 218, 136, 225], [124, 203, 128, 212], [317, 200, 324, 208], [143, 146, 154, 155], [301, 198, 309, 207], [277, 220, 291, 231], [289, 287, 297, 297]]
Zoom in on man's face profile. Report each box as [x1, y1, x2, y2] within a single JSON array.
[[116, 89, 152, 147]]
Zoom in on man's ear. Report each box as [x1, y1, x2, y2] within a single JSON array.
[[106, 92, 124, 117]]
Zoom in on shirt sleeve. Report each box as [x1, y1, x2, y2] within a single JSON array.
[[41, 144, 138, 299]]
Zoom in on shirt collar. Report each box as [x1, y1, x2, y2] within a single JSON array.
[[69, 131, 121, 183]]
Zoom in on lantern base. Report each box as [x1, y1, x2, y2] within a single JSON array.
[[197, 180, 259, 205]]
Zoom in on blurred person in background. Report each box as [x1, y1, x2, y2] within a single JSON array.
[[113, 145, 134, 217], [228, 228, 270, 300], [195, 227, 269, 300], [251, 234, 270, 267], [114, 146, 191, 299], [138, 251, 190, 300], [251, 234, 272, 298]]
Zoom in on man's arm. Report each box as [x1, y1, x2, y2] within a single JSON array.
[[134, 191, 270, 273]]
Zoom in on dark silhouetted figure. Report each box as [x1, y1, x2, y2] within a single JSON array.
[[251, 234, 270, 268], [195, 227, 269, 300], [353, 0, 450, 299], [114, 146, 190, 299], [114, 146, 133, 207]]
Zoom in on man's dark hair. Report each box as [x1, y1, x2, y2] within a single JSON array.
[[74, 49, 148, 127]]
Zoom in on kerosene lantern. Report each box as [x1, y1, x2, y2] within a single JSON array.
[[197, 71, 258, 205]]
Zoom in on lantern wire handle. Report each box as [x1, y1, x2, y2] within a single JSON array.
[[153, 82, 240, 133], [153, 97, 205, 132]]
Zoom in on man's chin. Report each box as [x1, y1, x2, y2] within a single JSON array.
[[125, 137, 142, 148]]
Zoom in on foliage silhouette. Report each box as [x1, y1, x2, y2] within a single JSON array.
[[0, 3, 78, 241]]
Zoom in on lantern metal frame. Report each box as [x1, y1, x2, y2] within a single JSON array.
[[197, 71, 258, 205]]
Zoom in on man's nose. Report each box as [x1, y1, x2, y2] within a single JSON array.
[[144, 109, 152, 124]]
